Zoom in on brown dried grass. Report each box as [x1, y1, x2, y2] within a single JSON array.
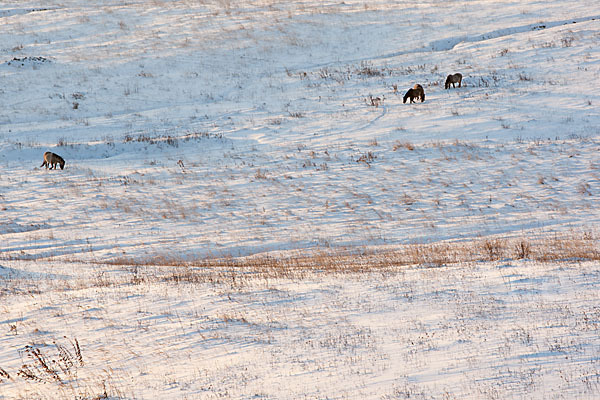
[[104, 232, 599, 279]]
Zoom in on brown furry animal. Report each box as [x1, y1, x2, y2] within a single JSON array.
[[403, 84, 425, 103], [445, 73, 462, 89], [413, 84, 425, 101], [403, 89, 419, 103], [40, 151, 65, 170]]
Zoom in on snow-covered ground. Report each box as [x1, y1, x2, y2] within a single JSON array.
[[1, 259, 600, 399], [1, 0, 599, 260], [1, 0, 599, 398]]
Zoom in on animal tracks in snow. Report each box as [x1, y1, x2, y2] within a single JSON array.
[[427, 15, 600, 52]]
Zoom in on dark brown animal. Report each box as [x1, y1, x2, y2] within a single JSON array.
[[445, 73, 462, 89], [40, 151, 65, 170], [403, 84, 425, 103], [413, 84, 425, 101]]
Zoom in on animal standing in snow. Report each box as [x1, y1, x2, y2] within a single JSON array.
[[403, 84, 425, 103], [413, 84, 425, 101], [445, 73, 462, 89], [40, 151, 66, 170]]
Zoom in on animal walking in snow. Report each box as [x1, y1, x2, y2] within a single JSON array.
[[445, 73, 462, 89], [40, 151, 65, 170], [403, 84, 425, 103]]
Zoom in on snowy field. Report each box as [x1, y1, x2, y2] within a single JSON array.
[[1, 0, 599, 398], [1, 259, 600, 399]]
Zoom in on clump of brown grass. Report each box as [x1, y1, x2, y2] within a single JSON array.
[[514, 239, 532, 259], [481, 238, 507, 261], [254, 169, 268, 179], [356, 61, 388, 77], [393, 141, 415, 151], [355, 151, 376, 165], [16, 338, 84, 385], [0, 367, 10, 382], [2, 337, 122, 399]]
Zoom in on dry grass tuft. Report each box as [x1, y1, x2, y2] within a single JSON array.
[[393, 141, 415, 151], [1, 337, 121, 399]]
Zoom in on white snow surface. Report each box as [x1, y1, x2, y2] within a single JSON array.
[[0, 0, 599, 260], [1, 0, 600, 398], [2, 260, 600, 399]]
